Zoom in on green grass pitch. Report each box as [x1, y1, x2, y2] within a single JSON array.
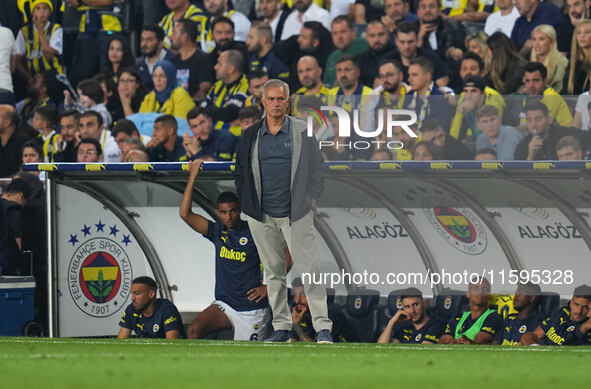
[[2, 338, 591, 388]]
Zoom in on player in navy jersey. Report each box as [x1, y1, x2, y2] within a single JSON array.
[[118, 276, 185, 339], [439, 277, 503, 345], [497, 282, 546, 346], [520, 284, 591, 346], [377, 287, 445, 344], [180, 159, 271, 340]]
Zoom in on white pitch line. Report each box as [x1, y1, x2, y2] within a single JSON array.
[[1, 338, 590, 353]]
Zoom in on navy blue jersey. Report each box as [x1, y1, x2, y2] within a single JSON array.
[[498, 311, 547, 346], [288, 304, 360, 342], [445, 308, 503, 339], [248, 51, 290, 81], [204, 221, 268, 311], [540, 306, 591, 346], [119, 299, 185, 338], [393, 317, 445, 344]]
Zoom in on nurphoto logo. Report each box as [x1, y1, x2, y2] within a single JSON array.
[[305, 105, 419, 151]]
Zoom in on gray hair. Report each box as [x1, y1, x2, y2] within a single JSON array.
[[261, 79, 290, 99]]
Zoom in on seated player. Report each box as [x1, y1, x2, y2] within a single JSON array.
[[289, 277, 359, 343], [520, 284, 591, 346], [497, 282, 546, 346], [377, 287, 445, 344], [118, 276, 184, 339], [439, 277, 503, 345], [180, 159, 270, 341]]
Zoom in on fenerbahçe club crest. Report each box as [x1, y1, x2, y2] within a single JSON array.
[[406, 186, 487, 255], [67, 220, 133, 318]]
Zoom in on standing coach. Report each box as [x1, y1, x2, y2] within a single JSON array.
[[234, 79, 333, 343]]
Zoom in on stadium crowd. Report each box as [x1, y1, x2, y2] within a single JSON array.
[[2, 0, 591, 342]]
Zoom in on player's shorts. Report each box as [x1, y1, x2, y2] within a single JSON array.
[[213, 300, 271, 341]]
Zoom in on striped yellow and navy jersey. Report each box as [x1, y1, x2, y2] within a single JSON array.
[[119, 299, 185, 338], [77, 3, 122, 33], [207, 75, 249, 136], [38, 130, 59, 163], [379, 84, 408, 110], [159, 4, 207, 49], [291, 84, 331, 119], [540, 306, 591, 346], [248, 51, 290, 82], [203, 221, 268, 312], [497, 312, 546, 346], [201, 10, 239, 53], [245, 95, 264, 113], [392, 317, 445, 344], [18, 22, 64, 75], [327, 84, 373, 113], [441, 0, 497, 17]]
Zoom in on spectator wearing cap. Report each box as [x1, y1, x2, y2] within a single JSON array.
[[450, 75, 506, 141], [514, 101, 581, 160], [475, 105, 523, 160], [520, 284, 591, 346], [377, 287, 445, 344], [510, 0, 565, 52], [14, 0, 64, 81], [516, 62, 572, 129], [139, 60, 196, 119], [281, 0, 330, 40]]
